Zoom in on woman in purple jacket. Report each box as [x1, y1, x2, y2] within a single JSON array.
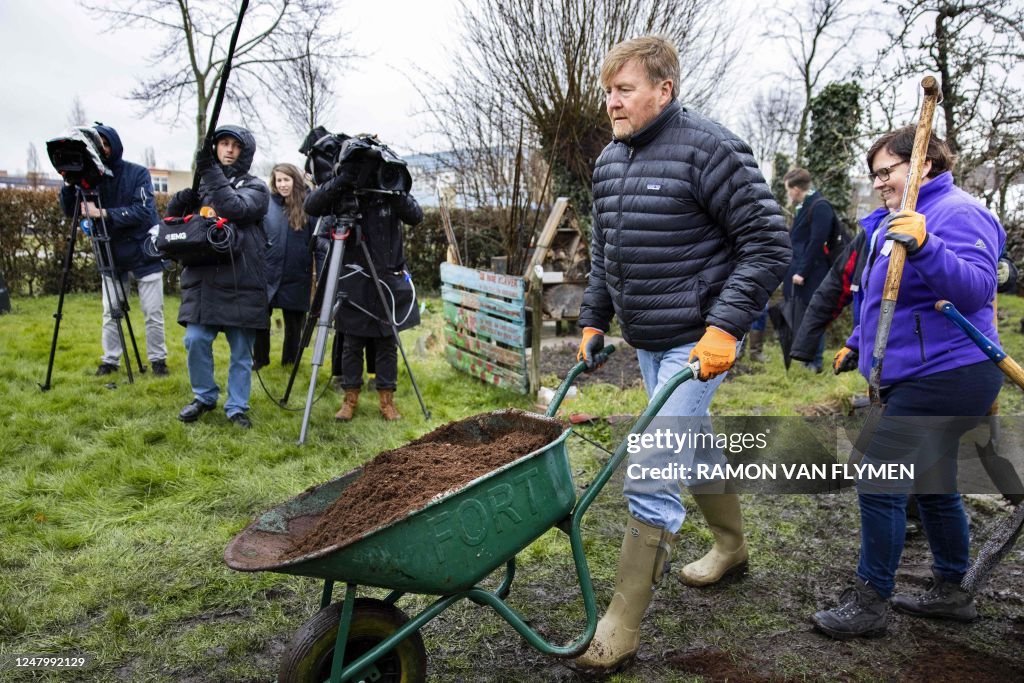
[[811, 126, 1005, 639]]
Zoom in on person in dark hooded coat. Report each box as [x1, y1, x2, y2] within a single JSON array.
[[252, 162, 324, 368], [59, 123, 168, 376], [168, 125, 269, 429], [304, 153, 423, 421]]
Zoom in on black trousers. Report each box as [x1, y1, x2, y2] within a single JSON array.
[[253, 308, 305, 367], [331, 335, 375, 377], [339, 334, 396, 390]]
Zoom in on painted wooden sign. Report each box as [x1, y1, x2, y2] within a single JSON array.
[[440, 262, 529, 394]]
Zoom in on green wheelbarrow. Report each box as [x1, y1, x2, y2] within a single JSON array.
[[225, 347, 699, 682]]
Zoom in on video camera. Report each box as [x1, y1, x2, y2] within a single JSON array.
[[299, 126, 412, 193], [46, 127, 110, 188]]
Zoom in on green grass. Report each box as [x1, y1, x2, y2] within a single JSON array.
[[2, 292, 1024, 681]]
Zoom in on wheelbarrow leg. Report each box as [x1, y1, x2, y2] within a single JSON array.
[[329, 583, 357, 683], [320, 580, 334, 609]]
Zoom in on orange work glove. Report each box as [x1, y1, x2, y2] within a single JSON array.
[[688, 326, 737, 380], [885, 210, 927, 255], [577, 327, 606, 370], [833, 346, 859, 375]]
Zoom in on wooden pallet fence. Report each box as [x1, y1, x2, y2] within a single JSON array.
[[441, 262, 529, 394]]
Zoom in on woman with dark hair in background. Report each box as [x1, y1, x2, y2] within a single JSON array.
[[811, 126, 1005, 639], [253, 163, 323, 369]]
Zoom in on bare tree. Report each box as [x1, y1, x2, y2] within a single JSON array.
[[270, 26, 350, 136], [67, 96, 89, 128], [80, 0, 349, 155], [143, 146, 157, 168], [884, 1, 1024, 181], [739, 86, 802, 173], [426, 0, 739, 225], [763, 0, 867, 165]]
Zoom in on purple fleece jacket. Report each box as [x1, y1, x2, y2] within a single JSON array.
[[847, 171, 1004, 384]]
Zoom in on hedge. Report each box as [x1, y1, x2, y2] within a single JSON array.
[[0, 187, 511, 298]]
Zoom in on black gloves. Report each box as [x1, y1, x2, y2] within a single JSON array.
[[331, 163, 360, 189], [832, 347, 859, 375], [194, 144, 217, 175], [168, 187, 199, 216]]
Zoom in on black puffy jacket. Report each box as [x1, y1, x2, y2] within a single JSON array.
[[579, 100, 791, 349], [305, 181, 423, 337], [170, 125, 270, 330]]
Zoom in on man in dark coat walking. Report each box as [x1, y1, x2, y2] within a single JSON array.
[[168, 125, 269, 429], [782, 167, 836, 372], [59, 123, 169, 376]]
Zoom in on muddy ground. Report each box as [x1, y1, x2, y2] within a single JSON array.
[[401, 341, 1024, 682], [413, 477, 1024, 682]]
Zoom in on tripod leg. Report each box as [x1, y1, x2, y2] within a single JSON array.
[[114, 274, 147, 375], [357, 240, 430, 420], [281, 271, 330, 405], [40, 201, 82, 391], [93, 200, 145, 380], [299, 232, 347, 444], [93, 245, 134, 384]]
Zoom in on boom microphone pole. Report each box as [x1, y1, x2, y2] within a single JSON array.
[[188, 0, 249, 202]]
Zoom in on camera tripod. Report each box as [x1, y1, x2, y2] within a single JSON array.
[[41, 185, 146, 390], [283, 205, 430, 444]]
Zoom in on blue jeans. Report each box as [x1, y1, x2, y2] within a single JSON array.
[[626, 342, 733, 532], [183, 324, 256, 418], [856, 361, 1003, 597]]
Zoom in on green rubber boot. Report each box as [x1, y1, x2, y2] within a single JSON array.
[[575, 516, 674, 671]]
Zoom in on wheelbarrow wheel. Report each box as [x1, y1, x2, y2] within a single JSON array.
[[278, 597, 427, 683]]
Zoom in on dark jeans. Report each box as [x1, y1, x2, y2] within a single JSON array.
[[331, 335, 375, 378], [340, 334, 396, 390], [253, 308, 306, 367], [855, 361, 1003, 597]]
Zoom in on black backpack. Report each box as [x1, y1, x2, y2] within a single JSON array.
[[807, 196, 852, 266]]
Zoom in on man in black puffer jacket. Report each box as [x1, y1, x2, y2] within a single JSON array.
[[575, 36, 791, 671], [168, 125, 269, 429], [59, 123, 169, 377]]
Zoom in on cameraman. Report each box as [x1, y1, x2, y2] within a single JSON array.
[[59, 123, 169, 377], [304, 146, 423, 421], [168, 126, 269, 429]]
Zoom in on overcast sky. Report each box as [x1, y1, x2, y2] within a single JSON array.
[[0, 0, 938, 181], [0, 0, 459, 176]]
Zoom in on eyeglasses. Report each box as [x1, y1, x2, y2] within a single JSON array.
[[868, 160, 908, 182]]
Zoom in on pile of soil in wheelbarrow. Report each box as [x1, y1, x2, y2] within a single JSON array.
[[285, 413, 564, 559]]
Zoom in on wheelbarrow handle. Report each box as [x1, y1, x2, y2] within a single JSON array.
[[935, 299, 1024, 390], [571, 359, 700, 519], [545, 345, 617, 417]]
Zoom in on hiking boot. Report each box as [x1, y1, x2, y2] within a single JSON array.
[[379, 389, 401, 421], [335, 388, 360, 422], [891, 571, 977, 622], [96, 363, 119, 376], [178, 399, 216, 423], [151, 360, 169, 376], [812, 579, 890, 640], [228, 412, 252, 429]]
